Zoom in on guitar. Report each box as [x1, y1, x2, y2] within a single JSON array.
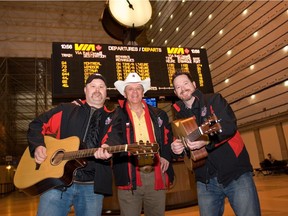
[[172, 113, 222, 170], [14, 135, 159, 196]]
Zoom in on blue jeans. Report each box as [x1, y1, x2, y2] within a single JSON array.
[[197, 172, 261, 216], [37, 183, 104, 216]]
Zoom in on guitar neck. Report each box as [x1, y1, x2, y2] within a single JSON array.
[[63, 145, 128, 160]]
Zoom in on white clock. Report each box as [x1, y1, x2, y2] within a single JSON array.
[[108, 0, 152, 28]]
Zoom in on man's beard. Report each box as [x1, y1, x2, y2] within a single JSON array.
[[180, 89, 193, 101]]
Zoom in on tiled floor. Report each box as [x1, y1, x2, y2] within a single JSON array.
[[1, 174, 288, 216]]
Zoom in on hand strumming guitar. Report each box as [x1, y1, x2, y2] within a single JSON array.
[[171, 139, 184, 155], [34, 146, 47, 164], [171, 138, 208, 154]]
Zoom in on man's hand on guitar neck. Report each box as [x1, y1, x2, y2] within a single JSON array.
[[95, 144, 112, 160], [186, 139, 208, 150]]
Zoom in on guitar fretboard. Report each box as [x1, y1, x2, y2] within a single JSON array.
[[187, 128, 202, 141], [63, 145, 128, 160]]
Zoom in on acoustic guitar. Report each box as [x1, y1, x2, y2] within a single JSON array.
[[14, 135, 159, 196], [172, 113, 222, 170]]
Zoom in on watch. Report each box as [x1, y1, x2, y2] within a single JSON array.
[[108, 0, 152, 28]]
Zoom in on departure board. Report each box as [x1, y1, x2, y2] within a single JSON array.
[[52, 42, 213, 102]]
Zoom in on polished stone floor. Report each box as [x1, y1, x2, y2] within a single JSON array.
[[1, 174, 288, 216]]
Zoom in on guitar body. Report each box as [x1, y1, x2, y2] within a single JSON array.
[[14, 135, 159, 196], [172, 117, 208, 170], [14, 136, 85, 196]]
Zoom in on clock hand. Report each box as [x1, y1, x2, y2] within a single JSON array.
[[126, 0, 134, 10]]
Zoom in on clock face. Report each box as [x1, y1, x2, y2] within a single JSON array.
[[108, 0, 152, 28]]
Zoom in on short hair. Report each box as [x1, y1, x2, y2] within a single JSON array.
[[171, 69, 194, 87]]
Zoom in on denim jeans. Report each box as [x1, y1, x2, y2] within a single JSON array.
[[197, 172, 261, 216], [37, 183, 104, 216]]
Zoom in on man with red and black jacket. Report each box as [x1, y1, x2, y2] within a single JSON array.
[[27, 73, 123, 216], [113, 72, 174, 216], [171, 70, 261, 216]]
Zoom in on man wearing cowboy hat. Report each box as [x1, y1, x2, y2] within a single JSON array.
[[113, 72, 174, 216]]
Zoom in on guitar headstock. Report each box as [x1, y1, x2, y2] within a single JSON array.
[[200, 113, 222, 135], [127, 141, 159, 155]]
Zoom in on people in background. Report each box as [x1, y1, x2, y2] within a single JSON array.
[[267, 153, 275, 164], [27, 73, 122, 216], [170, 70, 261, 216], [112, 72, 174, 216]]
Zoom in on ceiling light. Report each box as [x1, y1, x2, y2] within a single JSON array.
[[165, 40, 168, 44], [225, 79, 229, 83], [158, 12, 161, 17], [219, 29, 223, 35], [251, 95, 255, 99], [208, 14, 212, 19], [284, 80, 288, 87], [284, 45, 288, 52], [189, 12, 193, 17], [160, 28, 163, 32], [170, 14, 173, 19], [250, 65, 254, 70], [242, 9, 248, 15], [253, 32, 258, 37], [227, 50, 232, 55], [176, 27, 179, 32]]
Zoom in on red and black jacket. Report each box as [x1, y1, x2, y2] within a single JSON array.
[[173, 89, 253, 187], [27, 101, 123, 196]]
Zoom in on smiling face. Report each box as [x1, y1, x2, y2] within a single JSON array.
[[173, 74, 197, 104], [124, 83, 144, 105], [84, 78, 107, 108]]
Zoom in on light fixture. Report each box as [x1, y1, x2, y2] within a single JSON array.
[[242, 9, 248, 15]]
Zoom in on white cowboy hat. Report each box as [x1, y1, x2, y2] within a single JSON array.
[[114, 72, 151, 96]]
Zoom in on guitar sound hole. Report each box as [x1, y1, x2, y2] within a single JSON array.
[[51, 150, 64, 166]]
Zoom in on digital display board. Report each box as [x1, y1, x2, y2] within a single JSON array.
[[52, 42, 213, 102]]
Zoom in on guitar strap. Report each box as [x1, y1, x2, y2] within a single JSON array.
[[81, 107, 102, 149]]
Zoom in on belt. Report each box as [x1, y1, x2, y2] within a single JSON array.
[[73, 180, 94, 185], [139, 165, 154, 173]]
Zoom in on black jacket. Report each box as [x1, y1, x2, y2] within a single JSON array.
[[27, 101, 123, 195], [172, 89, 253, 187]]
